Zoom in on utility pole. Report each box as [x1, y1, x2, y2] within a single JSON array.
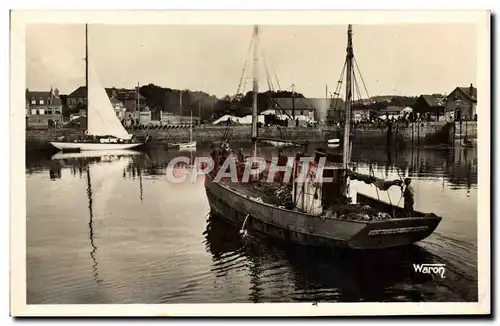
[[198, 101, 202, 125], [179, 91, 183, 124]]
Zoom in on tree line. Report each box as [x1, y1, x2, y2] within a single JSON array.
[[59, 83, 425, 121], [139, 84, 305, 120]]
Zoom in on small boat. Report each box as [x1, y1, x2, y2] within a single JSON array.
[[167, 108, 197, 150], [262, 140, 294, 148], [50, 24, 147, 152], [204, 25, 442, 250], [261, 139, 304, 148]]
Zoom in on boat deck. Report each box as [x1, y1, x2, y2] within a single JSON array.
[[220, 179, 291, 207], [217, 178, 396, 222]]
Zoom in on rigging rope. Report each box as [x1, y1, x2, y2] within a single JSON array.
[[331, 61, 347, 120], [259, 38, 281, 91], [235, 36, 254, 96], [354, 57, 373, 104]]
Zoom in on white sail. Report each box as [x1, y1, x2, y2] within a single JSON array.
[[87, 60, 132, 140]]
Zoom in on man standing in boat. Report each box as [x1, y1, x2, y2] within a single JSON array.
[[403, 178, 415, 217]]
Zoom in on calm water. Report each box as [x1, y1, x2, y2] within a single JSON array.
[[26, 143, 478, 303]]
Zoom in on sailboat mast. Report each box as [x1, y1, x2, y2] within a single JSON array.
[[343, 24, 353, 170], [341, 24, 354, 198], [136, 82, 139, 114], [85, 24, 89, 131], [251, 25, 259, 156]]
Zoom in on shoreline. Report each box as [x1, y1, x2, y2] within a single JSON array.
[[25, 122, 476, 152]]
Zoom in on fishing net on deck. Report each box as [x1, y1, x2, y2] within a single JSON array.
[[323, 204, 392, 221], [245, 182, 294, 209]]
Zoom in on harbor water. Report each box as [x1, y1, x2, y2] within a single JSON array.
[[26, 143, 478, 303]]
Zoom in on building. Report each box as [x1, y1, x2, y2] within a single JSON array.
[[378, 106, 404, 120], [25, 88, 63, 129], [413, 95, 445, 117], [352, 103, 371, 122], [67, 86, 147, 112], [110, 97, 127, 119], [273, 98, 332, 122], [444, 83, 477, 121]]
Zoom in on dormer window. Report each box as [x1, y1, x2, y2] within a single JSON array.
[[39, 98, 44, 105], [31, 98, 35, 105]]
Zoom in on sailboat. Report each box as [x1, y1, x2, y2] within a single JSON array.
[[167, 108, 197, 150], [50, 24, 148, 151], [204, 25, 442, 250]]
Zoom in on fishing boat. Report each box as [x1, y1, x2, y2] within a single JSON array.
[[50, 24, 147, 152], [204, 25, 442, 250]]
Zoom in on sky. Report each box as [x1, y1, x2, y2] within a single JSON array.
[[26, 23, 477, 98]]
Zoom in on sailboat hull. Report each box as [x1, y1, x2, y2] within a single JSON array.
[[167, 141, 197, 149], [50, 141, 144, 151], [204, 175, 441, 250]]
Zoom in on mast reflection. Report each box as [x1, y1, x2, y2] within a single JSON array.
[[86, 165, 101, 284]]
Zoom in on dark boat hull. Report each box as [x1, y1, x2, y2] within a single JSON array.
[[204, 175, 442, 250]]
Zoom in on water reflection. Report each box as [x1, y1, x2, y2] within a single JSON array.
[[26, 144, 477, 303], [203, 214, 465, 302], [86, 165, 100, 284], [49, 161, 61, 180], [27, 144, 477, 192], [50, 151, 141, 287]]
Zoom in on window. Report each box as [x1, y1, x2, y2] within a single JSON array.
[[39, 108, 45, 115], [39, 98, 44, 105], [54, 110, 60, 115], [31, 98, 36, 105], [35, 110, 40, 115], [46, 109, 53, 115], [31, 109, 36, 115]]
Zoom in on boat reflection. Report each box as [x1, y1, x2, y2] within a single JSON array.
[[51, 150, 141, 285], [203, 213, 459, 302]]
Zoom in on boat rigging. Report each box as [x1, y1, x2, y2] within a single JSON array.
[[50, 24, 148, 152], [205, 24, 442, 250]]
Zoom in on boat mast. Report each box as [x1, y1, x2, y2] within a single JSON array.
[[136, 82, 140, 115], [85, 23, 89, 132], [190, 109, 193, 142], [251, 25, 259, 157], [342, 24, 354, 196], [180, 91, 183, 124]]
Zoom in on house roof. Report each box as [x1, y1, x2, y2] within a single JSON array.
[[26, 89, 62, 105], [115, 90, 146, 101], [419, 95, 444, 107], [380, 106, 405, 113], [274, 98, 337, 110], [457, 86, 477, 102], [68, 86, 122, 98], [26, 91, 51, 99]]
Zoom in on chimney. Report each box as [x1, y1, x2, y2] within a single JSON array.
[[54, 88, 59, 97], [469, 83, 474, 96]]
